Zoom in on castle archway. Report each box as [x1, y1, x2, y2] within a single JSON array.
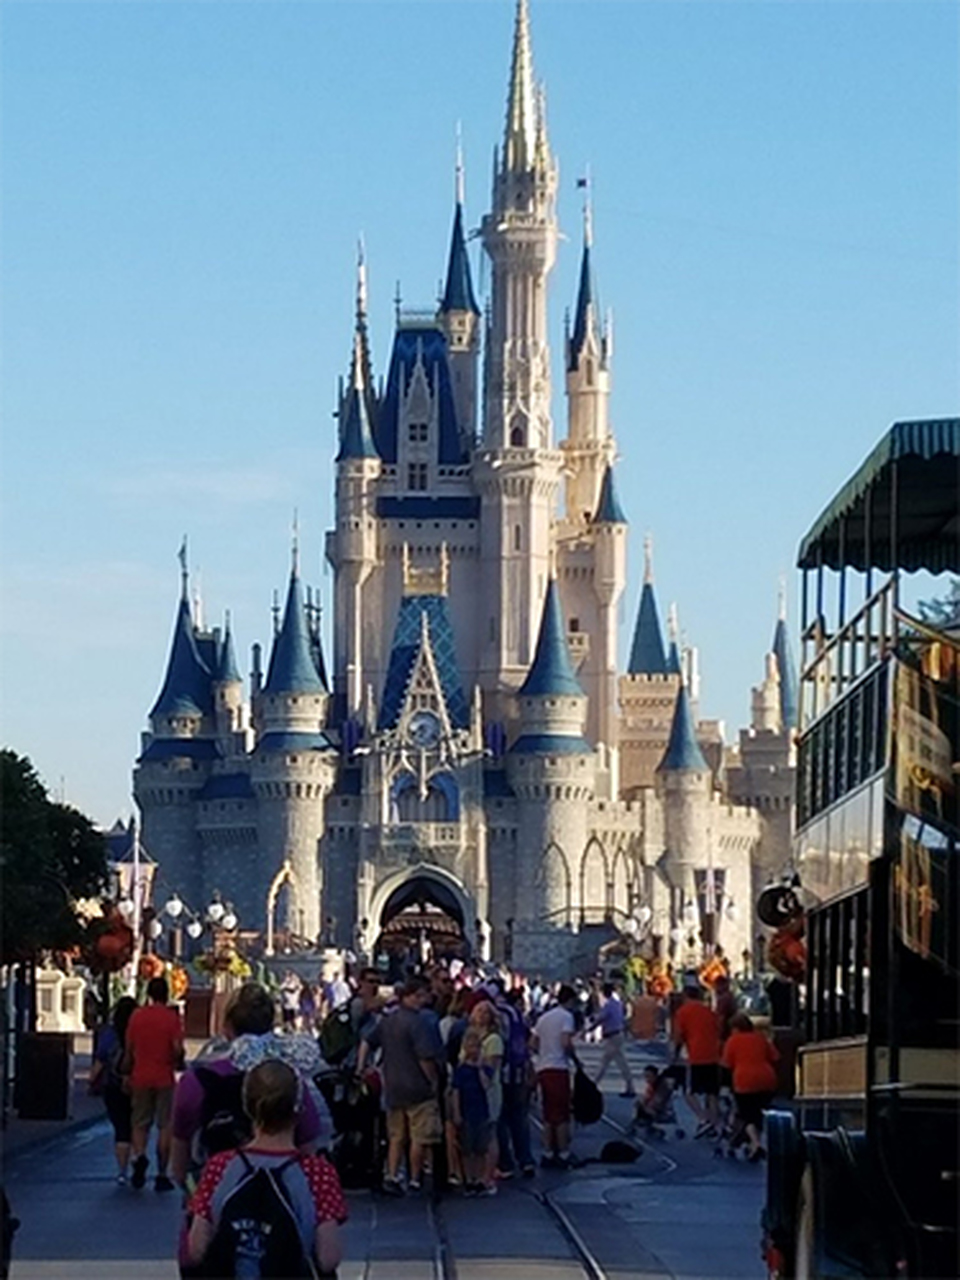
[[368, 864, 476, 981]]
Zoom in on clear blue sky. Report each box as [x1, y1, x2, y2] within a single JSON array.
[[2, 1, 957, 825]]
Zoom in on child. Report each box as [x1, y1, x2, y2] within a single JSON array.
[[186, 1059, 347, 1277], [451, 1030, 493, 1197]]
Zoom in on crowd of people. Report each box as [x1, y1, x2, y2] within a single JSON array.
[[89, 949, 781, 1276]]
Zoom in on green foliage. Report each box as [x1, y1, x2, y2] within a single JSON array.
[[0, 749, 109, 962], [918, 577, 960, 629]]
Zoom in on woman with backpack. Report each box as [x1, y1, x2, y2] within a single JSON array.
[[186, 1059, 347, 1278], [88, 995, 137, 1184]]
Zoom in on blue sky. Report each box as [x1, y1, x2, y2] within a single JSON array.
[[2, 0, 957, 824]]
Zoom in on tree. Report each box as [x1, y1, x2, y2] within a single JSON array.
[[918, 577, 960, 630], [0, 750, 109, 963]]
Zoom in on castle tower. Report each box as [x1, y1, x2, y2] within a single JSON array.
[[506, 580, 595, 944], [589, 464, 628, 791], [657, 681, 712, 927], [437, 142, 480, 443], [751, 652, 782, 732], [328, 322, 382, 719], [476, 0, 562, 697], [250, 550, 335, 941], [212, 611, 245, 746], [563, 194, 614, 523], [771, 585, 799, 732], [618, 536, 681, 795], [133, 547, 216, 909]]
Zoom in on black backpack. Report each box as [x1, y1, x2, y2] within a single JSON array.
[[200, 1152, 317, 1279], [318, 1002, 357, 1067], [195, 1068, 252, 1161], [572, 1065, 604, 1125]]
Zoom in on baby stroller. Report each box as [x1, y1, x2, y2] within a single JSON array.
[[629, 1065, 686, 1141], [315, 1064, 385, 1190]]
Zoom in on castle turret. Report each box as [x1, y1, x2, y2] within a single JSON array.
[[563, 194, 613, 523], [327, 322, 382, 718], [657, 682, 712, 925], [437, 142, 480, 443], [628, 536, 669, 676], [507, 580, 595, 935], [589, 463, 627, 790], [251, 550, 336, 943], [134, 546, 216, 910], [477, 0, 562, 698], [751, 652, 782, 732], [212, 611, 245, 745]]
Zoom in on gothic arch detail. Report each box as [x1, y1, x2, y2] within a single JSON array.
[[536, 841, 571, 923], [579, 837, 608, 924]]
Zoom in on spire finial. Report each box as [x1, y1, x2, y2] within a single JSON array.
[[178, 536, 189, 600], [579, 166, 593, 248], [644, 533, 654, 584], [668, 601, 679, 643], [356, 235, 367, 322], [352, 327, 366, 390], [292, 510, 300, 575], [455, 122, 465, 206], [193, 566, 203, 630], [778, 572, 787, 621], [272, 589, 281, 636], [394, 280, 402, 325]]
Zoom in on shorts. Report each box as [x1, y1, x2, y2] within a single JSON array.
[[103, 1083, 132, 1144], [459, 1118, 493, 1157], [734, 1091, 774, 1130], [386, 1097, 442, 1146], [131, 1085, 174, 1131], [538, 1069, 571, 1127], [688, 1064, 720, 1097]]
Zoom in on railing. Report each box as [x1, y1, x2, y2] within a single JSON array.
[[800, 579, 896, 727], [805, 884, 870, 1043]]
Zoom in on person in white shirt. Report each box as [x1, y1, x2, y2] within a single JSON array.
[[530, 985, 579, 1168]]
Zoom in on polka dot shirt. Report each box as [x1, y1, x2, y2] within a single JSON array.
[[191, 1148, 349, 1226]]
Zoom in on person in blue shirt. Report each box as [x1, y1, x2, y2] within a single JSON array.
[[450, 1029, 494, 1196], [588, 983, 636, 1097]]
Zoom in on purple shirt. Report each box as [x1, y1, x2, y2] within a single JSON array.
[[595, 995, 626, 1038], [171, 1057, 321, 1146]]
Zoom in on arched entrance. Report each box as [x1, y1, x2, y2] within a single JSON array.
[[368, 865, 474, 981]]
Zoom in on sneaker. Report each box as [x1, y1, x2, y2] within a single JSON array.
[[463, 1182, 481, 1198], [115, 1173, 128, 1186], [479, 1183, 498, 1197], [556, 1153, 574, 1170], [154, 1175, 175, 1193], [381, 1177, 405, 1197], [521, 1164, 536, 1179], [495, 1168, 514, 1180], [131, 1155, 148, 1190], [407, 1178, 421, 1192]]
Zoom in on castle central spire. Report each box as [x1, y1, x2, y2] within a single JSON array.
[[504, 0, 537, 173]]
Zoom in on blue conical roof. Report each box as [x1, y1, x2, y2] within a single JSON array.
[[628, 583, 669, 675], [440, 203, 479, 316], [658, 685, 708, 772], [336, 336, 379, 462], [667, 640, 682, 676], [217, 617, 242, 684], [150, 595, 214, 719], [263, 572, 325, 696], [772, 618, 799, 730], [592, 464, 627, 524], [519, 580, 583, 697], [568, 238, 598, 370]]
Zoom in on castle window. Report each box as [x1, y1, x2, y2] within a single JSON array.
[[569, 617, 580, 633], [408, 422, 428, 443], [514, 524, 522, 551], [407, 462, 428, 491]]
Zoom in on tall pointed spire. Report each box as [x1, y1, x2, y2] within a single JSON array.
[[150, 550, 214, 719], [337, 329, 379, 461], [568, 180, 601, 371], [519, 579, 583, 697], [772, 593, 799, 731], [218, 610, 242, 684], [440, 140, 480, 316], [658, 684, 709, 773], [666, 602, 683, 675], [263, 563, 325, 696], [628, 538, 670, 675], [346, 237, 377, 431], [503, 0, 537, 173]]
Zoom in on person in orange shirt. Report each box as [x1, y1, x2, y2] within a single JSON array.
[[721, 1012, 780, 1160], [671, 985, 721, 1136]]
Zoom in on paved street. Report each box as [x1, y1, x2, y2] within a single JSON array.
[[4, 1042, 766, 1279]]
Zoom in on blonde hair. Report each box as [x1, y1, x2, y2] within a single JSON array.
[[242, 1059, 302, 1134]]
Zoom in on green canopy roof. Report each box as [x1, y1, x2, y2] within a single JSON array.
[[797, 418, 959, 573]]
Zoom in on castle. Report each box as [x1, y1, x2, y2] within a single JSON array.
[[134, 0, 796, 977]]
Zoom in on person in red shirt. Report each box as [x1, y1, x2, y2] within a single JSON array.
[[721, 1012, 780, 1160], [672, 984, 721, 1136], [187, 1059, 347, 1277], [122, 976, 184, 1191]]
